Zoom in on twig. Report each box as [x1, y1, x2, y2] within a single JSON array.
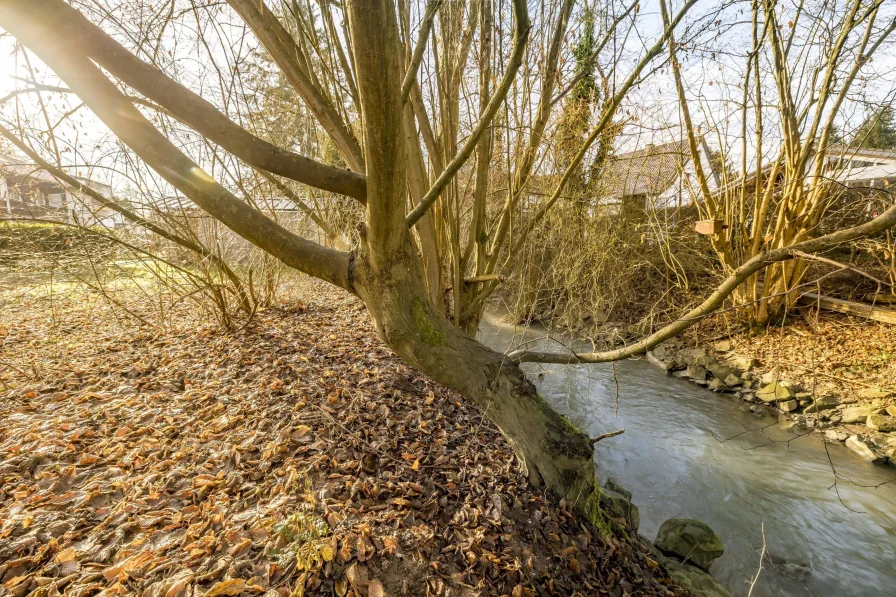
[[590, 429, 624, 444], [747, 523, 767, 597]]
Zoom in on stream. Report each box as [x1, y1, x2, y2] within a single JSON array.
[[478, 315, 896, 597]]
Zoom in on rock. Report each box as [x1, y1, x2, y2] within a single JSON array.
[[858, 388, 891, 399], [756, 383, 793, 403], [653, 346, 668, 359], [845, 435, 884, 463], [647, 351, 673, 372], [688, 365, 708, 382], [725, 355, 758, 371], [867, 414, 896, 433], [825, 430, 849, 442], [655, 518, 724, 571], [841, 406, 874, 424], [867, 433, 896, 450], [887, 446, 896, 465], [761, 366, 781, 385], [663, 558, 731, 597], [708, 378, 727, 392], [740, 392, 756, 402], [706, 361, 741, 383], [680, 347, 707, 363], [742, 380, 753, 390], [672, 369, 691, 378], [712, 340, 733, 353], [768, 554, 811, 582], [600, 478, 639, 532], [605, 477, 631, 498], [803, 396, 839, 413], [723, 373, 742, 387], [886, 406, 896, 417], [778, 399, 799, 412]]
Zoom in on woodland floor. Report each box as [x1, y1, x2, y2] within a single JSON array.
[[720, 309, 896, 401], [0, 278, 687, 597]]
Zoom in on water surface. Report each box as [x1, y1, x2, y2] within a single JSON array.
[[479, 316, 896, 597]]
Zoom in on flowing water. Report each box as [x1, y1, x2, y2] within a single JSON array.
[[478, 315, 896, 597]]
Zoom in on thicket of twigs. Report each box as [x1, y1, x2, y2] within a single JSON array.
[[0, 220, 300, 330], [502, 204, 721, 341], [500, 194, 896, 347]]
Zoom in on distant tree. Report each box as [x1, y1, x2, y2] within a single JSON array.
[[851, 106, 896, 149], [828, 124, 845, 144], [555, 7, 598, 199]]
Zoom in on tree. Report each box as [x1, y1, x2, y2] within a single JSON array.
[[665, 0, 896, 324], [2, 0, 895, 518], [852, 106, 896, 150]]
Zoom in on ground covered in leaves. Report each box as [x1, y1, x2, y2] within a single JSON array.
[[724, 311, 896, 401], [0, 280, 687, 597]]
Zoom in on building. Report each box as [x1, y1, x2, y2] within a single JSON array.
[[822, 144, 896, 188], [0, 152, 124, 228], [595, 138, 720, 212]]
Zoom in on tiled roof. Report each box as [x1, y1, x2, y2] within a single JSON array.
[[596, 139, 692, 198]]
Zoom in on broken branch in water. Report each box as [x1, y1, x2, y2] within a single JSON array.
[[591, 429, 625, 444]]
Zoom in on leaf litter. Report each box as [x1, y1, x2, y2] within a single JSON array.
[[0, 280, 688, 596]]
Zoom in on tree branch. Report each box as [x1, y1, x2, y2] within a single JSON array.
[[509, 202, 896, 364], [405, 0, 530, 228], [401, 0, 442, 102], [0, 123, 255, 310], [21, 0, 367, 202], [0, 1, 352, 291], [226, 0, 366, 173]]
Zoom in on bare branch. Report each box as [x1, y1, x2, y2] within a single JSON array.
[[19, 0, 367, 202], [0, 0, 353, 290], [401, 0, 442, 102], [405, 0, 530, 228], [590, 429, 625, 444], [226, 0, 366, 173], [510, 203, 896, 364]]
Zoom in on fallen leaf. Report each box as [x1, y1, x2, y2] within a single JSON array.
[[205, 579, 249, 596]]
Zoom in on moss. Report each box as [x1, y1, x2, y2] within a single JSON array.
[[583, 488, 612, 534], [545, 412, 592, 459], [410, 297, 446, 347], [582, 487, 636, 545]]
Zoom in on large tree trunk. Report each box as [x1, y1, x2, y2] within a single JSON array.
[[350, 232, 601, 513]]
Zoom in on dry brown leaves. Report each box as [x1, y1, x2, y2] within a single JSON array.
[[0, 281, 684, 597], [729, 312, 896, 397]]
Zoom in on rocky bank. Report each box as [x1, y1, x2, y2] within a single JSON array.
[[645, 340, 896, 467]]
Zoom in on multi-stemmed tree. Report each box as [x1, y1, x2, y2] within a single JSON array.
[[664, 0, 896, 323], [2, 0, 895, 517]]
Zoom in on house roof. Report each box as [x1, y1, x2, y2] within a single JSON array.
[[824, 144, 896, 162], [0, 152, 111, 192], [823, 144, 896, 187], [0, 152, 58, 184], [596, 139, 694, 198], [831, 164, 896, 187]]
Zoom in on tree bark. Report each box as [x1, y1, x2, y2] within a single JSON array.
[[349, 233, 600, 510]]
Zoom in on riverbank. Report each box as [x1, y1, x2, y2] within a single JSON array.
[[0, 279, 691, 596], [645, 314, 896, 467], [479, 315, 896, 597]]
